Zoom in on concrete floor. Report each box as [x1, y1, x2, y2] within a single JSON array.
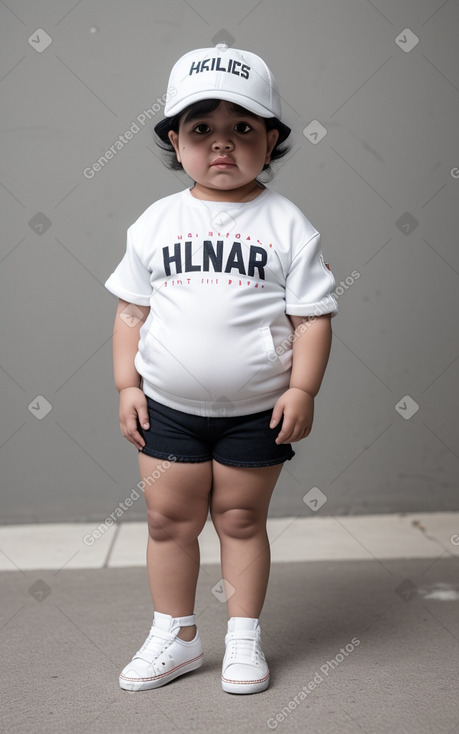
[[1, 544, 459, 733]]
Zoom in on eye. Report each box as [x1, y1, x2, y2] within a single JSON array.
[[193, 123, 211, 134], [234, 122, 252, 134]]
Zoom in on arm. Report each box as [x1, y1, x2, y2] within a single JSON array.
[[270, 314, 332, 444], [113, 299, 149, 390], [112, 299, 151, 449]]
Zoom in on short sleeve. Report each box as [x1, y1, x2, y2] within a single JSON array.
[[285, 233, 338, 318], [104, 228, 152, 306]]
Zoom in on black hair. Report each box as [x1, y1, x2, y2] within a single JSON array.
[[154, 99, 291, 182]]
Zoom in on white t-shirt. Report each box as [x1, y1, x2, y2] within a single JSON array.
[[105, 187, 338, 417]]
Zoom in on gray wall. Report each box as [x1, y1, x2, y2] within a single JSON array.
[[1, 0, 458, 523]]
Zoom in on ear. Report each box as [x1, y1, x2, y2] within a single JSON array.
[[265, 128, 279, 165], [168, 130, 181, 163]]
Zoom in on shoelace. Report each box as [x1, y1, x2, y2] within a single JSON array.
[[226, 631, 263, 665], [134, 626, 177, 665]]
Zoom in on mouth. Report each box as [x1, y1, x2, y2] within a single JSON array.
[[211, 157, 236, 168]]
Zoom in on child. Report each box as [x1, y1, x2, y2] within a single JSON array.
[[105, 43, 338, 695]]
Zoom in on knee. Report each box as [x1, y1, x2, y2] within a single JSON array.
[[146, 509, 202, 544], [211, 507, 261, 540]]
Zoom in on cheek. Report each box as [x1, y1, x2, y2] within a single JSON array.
[[245, 145, 268, 166], [241, 138, 267, 158], [183, 148, 205, 167]]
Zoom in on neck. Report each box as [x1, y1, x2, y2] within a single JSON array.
[[190, 181, 265, 203]]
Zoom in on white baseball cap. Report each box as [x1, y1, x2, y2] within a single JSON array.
[[155, 43, 291, 143]]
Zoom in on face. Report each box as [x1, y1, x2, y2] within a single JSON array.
[[168, 101, 279, 202]]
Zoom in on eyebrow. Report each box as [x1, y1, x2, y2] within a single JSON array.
[[183, 107, 260, 124]]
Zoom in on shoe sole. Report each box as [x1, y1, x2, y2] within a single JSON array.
[[222, 673, 270, 694], [119, 653, 203, 691]]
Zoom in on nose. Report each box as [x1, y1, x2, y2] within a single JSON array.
[[211, 137, 234, 151]]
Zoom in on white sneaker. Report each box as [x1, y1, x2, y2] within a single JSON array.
[[119, 612, 203, 691], [221, 617, 270, 694]]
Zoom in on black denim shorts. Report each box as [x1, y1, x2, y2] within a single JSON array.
[[138, 396, 295, 468]]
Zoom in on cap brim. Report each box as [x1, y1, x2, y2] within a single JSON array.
[[165, 90, 277, 119]]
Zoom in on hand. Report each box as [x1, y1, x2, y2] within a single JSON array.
[[119, 387, 150, 449], [270, 388, 314, 444]]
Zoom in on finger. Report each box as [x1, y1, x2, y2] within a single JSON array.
[[138, 406, 150, 429], [275, 415, 296, 444], [270, 401, 284, 429], [289, 424, 310, 442], [131, 429, 146, 449], [128, 435, 144, 450], [124, 417, 146, 449]]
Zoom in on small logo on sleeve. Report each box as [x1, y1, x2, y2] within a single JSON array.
[[320, 254, 332, 271]]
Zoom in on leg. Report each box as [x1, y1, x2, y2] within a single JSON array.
[[209, 461, 283, 619], [139, 453, 212, 639]]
